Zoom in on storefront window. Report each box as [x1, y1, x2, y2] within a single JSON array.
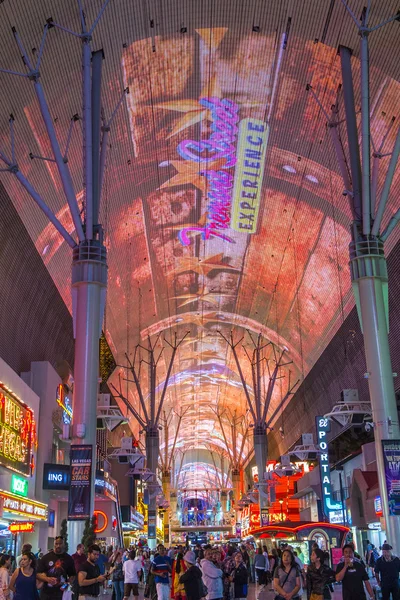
[[312, 532, 328, 551], [0, 524, 13, 554]]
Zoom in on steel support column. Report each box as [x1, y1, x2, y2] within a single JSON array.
[[162, 471, 171, 545], [254, 425, 268, 512], [146, 428, 160, 550], [69, 240, 107, 551], [232, 468, 241, 522], [350, 239, 400, 550]]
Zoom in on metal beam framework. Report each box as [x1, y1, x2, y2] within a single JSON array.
[[0, 0, 130, 551], [159, 408, 188, 543], [110, 332, 187, 548], [219, 330, 299, 518], [308, 1, 400, 552], [213, 408, 251, 518]]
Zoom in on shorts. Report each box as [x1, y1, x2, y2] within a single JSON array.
[[124, 582, 139, 596]]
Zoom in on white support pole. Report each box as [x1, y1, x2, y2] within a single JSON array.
[[34, 80, 85, 242], [351, 240, 400, 551], [360, 30, 371, 235], [372, 125, 400, 236], [91, 50, 103, 226], [0, 150, 77, 248], [83, 39, 93, 240], [69, 241, 107, 551]]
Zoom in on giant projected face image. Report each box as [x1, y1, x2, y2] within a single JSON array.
[[4, 23, 400, 452]]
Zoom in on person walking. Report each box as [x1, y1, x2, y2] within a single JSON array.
[[254, 547, 268, 589], [72, 545, 87, 573], [37, 536, 76, 600], [0, 555, 10, 600], [335, 544, 374, 600], [306, 548, 335, 600], [9, 551, 39, 600], [179, 552, 203, 600], [72, 544, 87, 600], [143, 552, 151, 585], [77, 543, 107, 600], [230, 553, 248, 600], [273, 549, 301, 600], [171, 550, 187, 600], [16, 544, 32, 567], [123, 550, 143, 600], [151, 545, 172, 600], [374, 543, 400, 600], [246, 545, 255, 584], [111, 552, 124, 600], [200, 548, 223, 600]]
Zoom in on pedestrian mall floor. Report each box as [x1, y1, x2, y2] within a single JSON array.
[[105, 581, 349, 600]]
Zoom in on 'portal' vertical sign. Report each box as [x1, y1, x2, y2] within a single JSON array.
[[68, 444, 93, 520], [316, 416, 341, 517]]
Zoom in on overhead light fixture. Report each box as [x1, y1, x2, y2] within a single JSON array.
[[306, 174, 319, 184], [283, 165, 296, 173]]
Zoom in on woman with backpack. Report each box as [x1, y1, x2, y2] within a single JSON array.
[[179, 551, 204, 600], [230, 553, 248, 600]]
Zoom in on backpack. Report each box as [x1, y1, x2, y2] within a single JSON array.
[[199, 578, 208, 598], [369, 548, 379, 567]]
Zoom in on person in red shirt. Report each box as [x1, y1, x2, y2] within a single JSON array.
[[71, 544, 87, 572]]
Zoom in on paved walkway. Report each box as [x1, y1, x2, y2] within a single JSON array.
[[100, 580, 378, 600]]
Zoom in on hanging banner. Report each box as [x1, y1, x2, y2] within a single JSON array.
[[382, 440, 400, 516], [68, 445, 93, 521], [260, 508, 269, 527]]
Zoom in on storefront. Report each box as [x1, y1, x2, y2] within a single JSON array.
[[347, 469, 386, 555], [0, 362, 49, 554], [250, 522, 349, 565], [94, 471, 123, 549], [0, 489, 48, 553], [121, 505, 145, 547]]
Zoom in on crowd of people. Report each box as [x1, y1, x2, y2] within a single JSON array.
[[0, 536, 398, 600]]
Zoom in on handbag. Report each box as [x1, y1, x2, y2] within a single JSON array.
[[62, 591, 73, 600], [274, 567, 293, 600], [199, 578, 208, 598]]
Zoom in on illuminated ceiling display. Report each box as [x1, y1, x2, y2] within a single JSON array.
[[0, 1, 399, 476]]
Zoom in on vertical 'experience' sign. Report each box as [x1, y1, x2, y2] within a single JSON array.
[[68, 444, 93, 521]]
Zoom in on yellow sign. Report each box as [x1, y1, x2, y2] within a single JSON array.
[[230, 118, 269, 233], [0, 490, 47, 520]]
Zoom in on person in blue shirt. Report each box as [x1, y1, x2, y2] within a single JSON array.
[[151, 545, 172, 600], [96, 549, 109, 594]]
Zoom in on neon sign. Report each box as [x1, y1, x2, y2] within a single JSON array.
[[316, 416, 342, 516], [11, 475, 28, 498], [231, 118, 269, 233], [0, 490, 47, 520], [9, 521, 34, 533], [0, 383, 36, 476], [178, 97, 239, 246], [374, 496, 382, 516], [56, 384, 72, 425], [94, 510, 108, 534]]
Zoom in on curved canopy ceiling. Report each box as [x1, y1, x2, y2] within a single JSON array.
[[1, 0, 400, 485]]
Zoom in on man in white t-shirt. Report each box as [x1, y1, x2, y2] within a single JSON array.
[[123, 550, 143, 600]]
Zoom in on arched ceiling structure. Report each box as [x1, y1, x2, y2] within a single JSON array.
[[0, 0, 400, 484]]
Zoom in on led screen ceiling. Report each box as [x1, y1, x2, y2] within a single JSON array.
[[0, 0, 399, 478]]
